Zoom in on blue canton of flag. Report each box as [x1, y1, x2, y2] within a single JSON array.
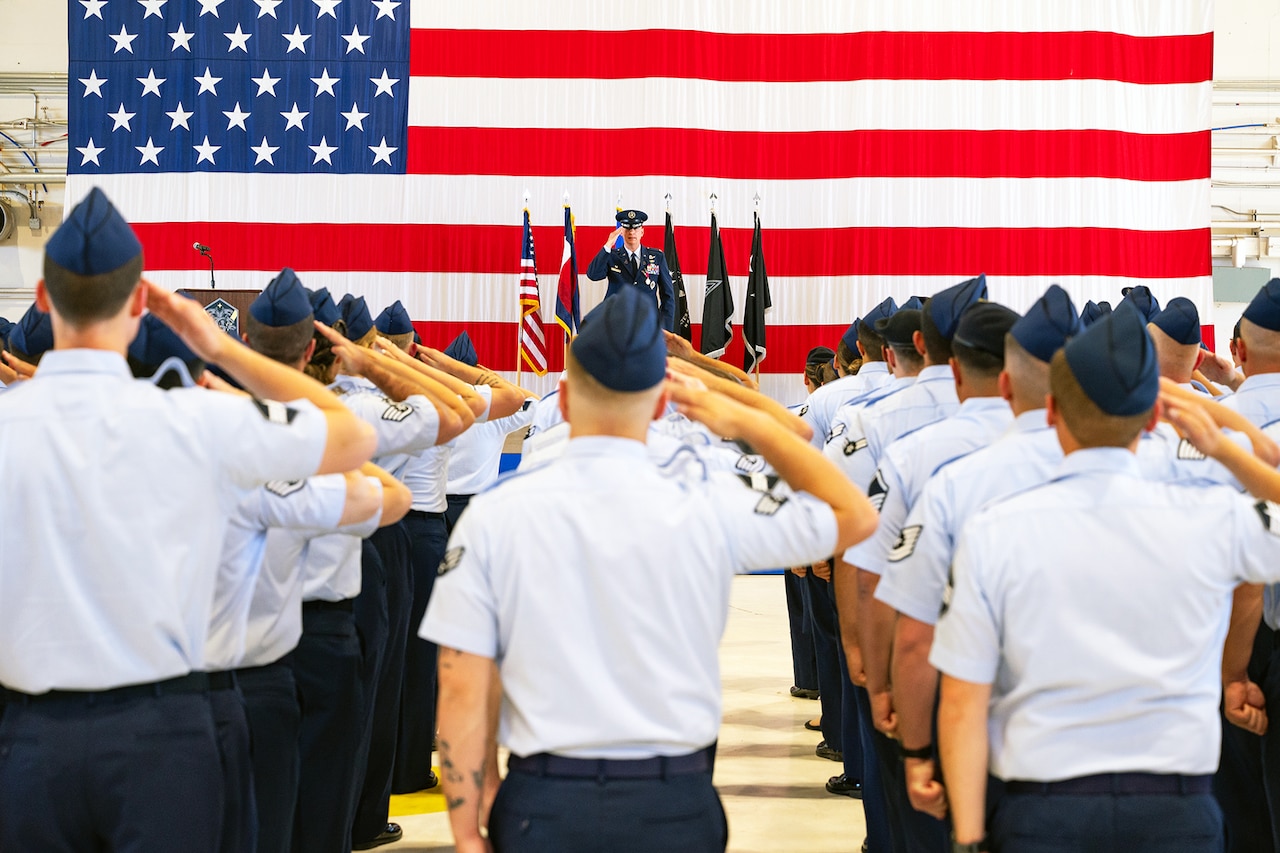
[[69, 0, 410, 174]]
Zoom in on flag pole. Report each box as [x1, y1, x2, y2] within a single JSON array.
[[753, 192, 762, 381], [516, 190, 529, 386]]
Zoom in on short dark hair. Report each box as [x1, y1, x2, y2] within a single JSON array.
[[857, 323, 886, 362], [951, 341, 1004, 380], [243, 312, 315, 365], [919, 299, 954, 364], [1049, 350, 1151, 447], [889, 342, 924, 372], [42, 254, 143, 325]]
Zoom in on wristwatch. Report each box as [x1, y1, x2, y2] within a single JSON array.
[[951, 839, 988, 853], [899, 742, 933, 760]]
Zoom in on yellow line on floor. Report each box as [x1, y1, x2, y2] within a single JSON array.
[[388, 768, 446, 817]]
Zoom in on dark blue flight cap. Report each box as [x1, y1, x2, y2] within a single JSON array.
[[375, 300, 414, 335], [876, 308, 922, 348], [443, 330, 479, 367], [1121, 286, 1161, 322], [858, 297, 898, 337], [45, 187, 143, 276], [250, 268, 312, 327], [571, 285, 665, 392], [1063, 300, 1159, 417], [901, 296, 925, 311], [928, 275, 988, 339], [615, 210, 648, 228], [0, 316, 12, 348], [1150, 297, 1201, 346], [8, 303, 53, 358], [1242, 278, 1280, 332], [840, 318, 861, 352], [128, 313, 201, 373], [1012, 285, 1081, 362], [339, 294, 374, 341], [307, 286, 341, 327], [1079, 300, 1113, 327], [806, 345, 835, 367], [951, 302, 1019, 358]]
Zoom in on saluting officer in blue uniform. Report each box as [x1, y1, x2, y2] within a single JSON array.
[[931, 301, 1280, 853], [586, 209, 676, 331]]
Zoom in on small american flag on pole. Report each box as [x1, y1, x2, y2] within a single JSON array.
[[519, 208, 548, 375]]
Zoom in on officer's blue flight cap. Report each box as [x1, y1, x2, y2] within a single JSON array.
[[901, 296, 925, 311], [927, 275, 988, 339], [875, 309, 922, 348], [375, 300, 414, 336], [339, 294, 374, 341], [1242, 278, 1280, 332], [616, 210, 648, 228], [571, 285, 666, 392], [839, 318, 861, 352], [1079, 300, 1113, 327], [128, 313, 201, 371], [951, 302, 1020, 358], [858, 297, 899, 338], [0, 316, 12, 347], [250, 268, 312, 327], [307, 286, 341, 327], [1121, 286, 1161, 322], [8, 303, 53, 358], [1149, 297, 1201, 346], [1063, 300, 1159, 416], [443, 331, 479, 367], [45, 187, 142, 276], [1012, 285, 1081, 363]]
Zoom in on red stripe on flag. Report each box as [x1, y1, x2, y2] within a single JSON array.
[[406, 128, 1209, 182], [409, 30, 1213, 85], [136, 223, 1210, 279]]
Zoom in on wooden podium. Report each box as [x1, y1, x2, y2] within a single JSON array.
[[181, 289, 260, 338]]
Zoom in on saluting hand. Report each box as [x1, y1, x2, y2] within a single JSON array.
[[143, 280, 231, 364], [0, 349, 31, 382], [314, 320, 373, 377], [1160, 389, 1225, 459]]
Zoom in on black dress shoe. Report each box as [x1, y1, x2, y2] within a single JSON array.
[[790, 686, 820, 700], [353, 822, 403, 850], [804, 718, 823, 732], [815, 740, 843, 762], [426, 769, 439, 789], [826, 773, 863, 799]]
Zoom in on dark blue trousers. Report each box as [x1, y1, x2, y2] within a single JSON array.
[[210, 681, 257, 853], [444, 492, 472, 533], [239, 660, 300, 853], [852, 684, 893, 853], [785, 570, 819, 692], [989, 790, 1223, 853], [870, 727, 949, 853], [0, 689, 223, 852], [291, 606, 364, 853], [393, 511, 449, 794], [490, 767, 727, 853], [353, 522, 413, 842], [805, 570, 844, 752]]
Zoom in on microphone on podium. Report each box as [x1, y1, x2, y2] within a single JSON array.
[[193, 242, 211, 254], [193, 242, 215, 289]]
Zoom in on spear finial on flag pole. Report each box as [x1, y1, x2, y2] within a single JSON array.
[[665, 192, 672, 212], [753, 191, 761, 212], [709, 192, 718, 214]]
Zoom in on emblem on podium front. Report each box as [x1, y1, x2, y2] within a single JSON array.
[[204, 298, 239, 337]]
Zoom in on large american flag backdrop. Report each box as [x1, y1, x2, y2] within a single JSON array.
[[66, 1, 1212, 400]]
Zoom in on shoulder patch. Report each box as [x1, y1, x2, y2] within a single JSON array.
[[940, 566, 954, 617], [1256, 501, 1280, 537], [797, 404, 809, 417], [887, 525, 923, 562], [252, 398, 298, 425], [438, 545, 466, 576], [381, 401, 414, 422], [1176, 438, 1207, 461], [826, 421, 847, 443], [843, 437, 868, 457], [867, 470, 889, 512], [264, 480, 306, 498], [524, 424, 538, 440], [734, 454, 767, 475], [754, 492, 789, 516], [521, 397, 536, 412]]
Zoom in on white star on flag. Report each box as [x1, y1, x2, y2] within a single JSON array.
[[370, 69, 398, 97], [342, 25, 370, 54], [79, 0, 107, 19], [195, 67, 223, 95], [225, 24, 252, 52], [252, 69, 280, 96], [109, 24, 137, 53], [314, 0, 341, 19], [77, 138, 105, 166], [254, 0, 281, 17], [251, 137, 279, 165], [223, 102, 251, 130], [169, 22, 194, 51], [372, 0, 399, 20], [281, 103, 309, 130], [80, 70, 108, 97], [194, 136, 221, 165], [341, 102, 369, 130], [369, 136, 397, 165], [283, 25, 311, 53], [136, 137, 163, 166], [108, 103, 135, 131], [311, 69, 339, 97], [138, 0, 166, 19], [137, 68, 165, 97], [197, 0, 225, 16], [309, 137, 338, 165], [166, 102, 194, 130]]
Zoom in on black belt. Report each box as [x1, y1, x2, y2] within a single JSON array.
[[1, 671, 210, 705], [407, 509, 446, 520], [1004, 773, 1213, 796], [507, 746, 714, 781], [302, 598, 354, 614], [207, 671, 238, 691]]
